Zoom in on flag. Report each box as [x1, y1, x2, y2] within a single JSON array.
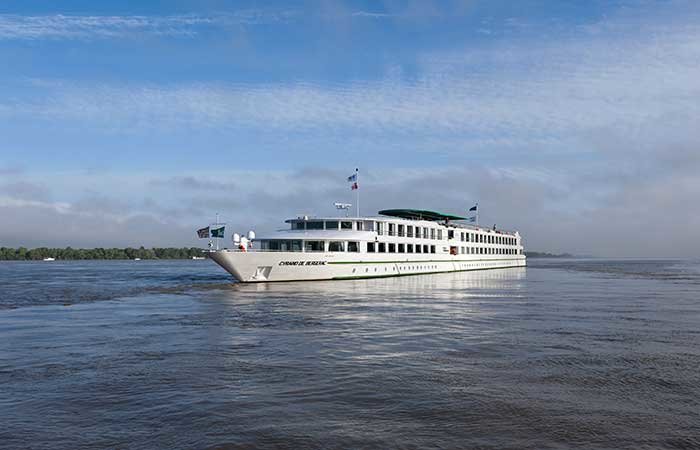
[[466, 217, 476, 223], [469, 204, 478, 212], [347, 173, 357, 182], [210, 226, 225, 238], [197, 226, 210, 238], [351, 182, 358, 190]]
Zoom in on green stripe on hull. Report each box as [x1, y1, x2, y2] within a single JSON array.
[[328, 258, 522, 265], [332, 265, 524, 280]]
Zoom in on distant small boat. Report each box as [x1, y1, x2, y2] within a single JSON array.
[[43, 257, 55, 261], [191, 256, 205, 260], [133, 258, 141, 261]]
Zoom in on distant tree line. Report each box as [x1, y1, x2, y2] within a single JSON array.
[[525, 251, 573, 258], [0, 247, 205, 261]]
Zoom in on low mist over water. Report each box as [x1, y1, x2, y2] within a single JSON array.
[[1, 259, 699, 449]]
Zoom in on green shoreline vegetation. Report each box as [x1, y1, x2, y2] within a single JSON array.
[[0, 247, 205, 261]]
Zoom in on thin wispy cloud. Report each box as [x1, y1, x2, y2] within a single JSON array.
[[0, 12, 294, 40]]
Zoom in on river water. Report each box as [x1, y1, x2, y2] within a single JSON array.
[[1, 258, 699, 449]]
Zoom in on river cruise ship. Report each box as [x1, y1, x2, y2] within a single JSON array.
[[208, 209, 525, 282]]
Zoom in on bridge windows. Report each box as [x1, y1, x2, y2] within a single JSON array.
[[347, 241, 360, 252], [341, 221, 353, 230], [367, 242, 376, 253], [325, 221, 339, 230], [398, 243, 405, 253], [389, 243, 396, 253], [307, 221, 324, 230], [378, 242, 386, 253]]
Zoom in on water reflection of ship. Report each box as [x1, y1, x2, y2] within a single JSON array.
[[239, 266, 527, 295]]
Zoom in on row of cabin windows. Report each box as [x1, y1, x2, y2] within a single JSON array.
[[261, 240, 360, 252], [380, 223, 442, 240], [260, 240, 522, 254], [367, 242, 437, 254], [458, 232, 517, 245], [294, 220, 445, 240], [293, 220, 519, 246], [456, 246, 521, 255]]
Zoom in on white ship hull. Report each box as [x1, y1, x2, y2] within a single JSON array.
[[209, 250, 526, 282]]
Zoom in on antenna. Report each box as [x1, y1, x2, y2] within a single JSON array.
[[334, 202, 353, 217]]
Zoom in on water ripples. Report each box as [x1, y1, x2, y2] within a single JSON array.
[[1, 259, 699, 448]]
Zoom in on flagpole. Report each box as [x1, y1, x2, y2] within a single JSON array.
[[356, 168, 360, 218], [215, 212, 219, 250], [476, 203, 479, 227]]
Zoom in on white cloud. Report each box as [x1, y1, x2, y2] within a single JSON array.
[[2, 13, 698, 156]]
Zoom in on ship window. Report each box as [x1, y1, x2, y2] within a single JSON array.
[[398, 243, 405, 253], [416, 245, 422, 254], [407, 244, 413, 253], [293, 222, 305, 230], [378, 242, 386, 253], [448, 230, 454, 239], [364, 221, 375, 231], [367, 242, 376, 253], [398, 225, 405, 237], [407, 226, 414, 237], [307, 221, 323, 230], [377, 222, 385, 235], [356, 222, 364, 231], [415, 227, 421, 238], [438, 230, 443, 240], [430, 229, 435, 240], [325, 221, 339, 230], [290, 240, 302, 251], [304, 240, 324, 252], [423, 244, 429, 253], [389, 243, 396, 253], [341, 221, 352, 230], [347, 241, 359, 252], [328, 241, 344, 252], [424, 227, 429, 239], [388, 223, 396, 236], [430, 245, 436, 254]]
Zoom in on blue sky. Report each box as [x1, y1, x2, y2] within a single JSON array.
[[1, 0, 699, 256]]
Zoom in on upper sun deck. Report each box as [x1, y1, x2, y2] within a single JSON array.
[[283, 208, 519, 236]]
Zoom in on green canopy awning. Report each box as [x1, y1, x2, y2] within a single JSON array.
[[378, 209, 466, 221]]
